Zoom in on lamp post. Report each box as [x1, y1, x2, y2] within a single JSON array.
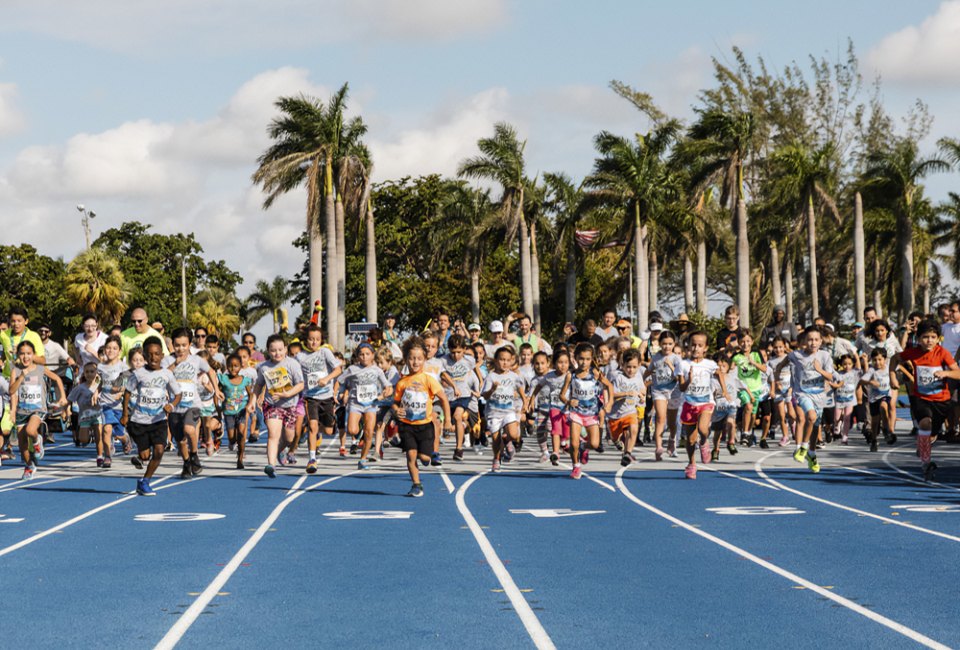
[[76, 205, 96, 249]]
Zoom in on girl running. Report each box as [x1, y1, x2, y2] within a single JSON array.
[[481, 346, 527, 473], [677, 331, 726, 479], [860, 348, 899, 451], [254, 334, 305, 478], [219, 353, 256, 469], [607, 348, 646, 467], [339, 342, 393, 470], [98, 335, 131, 458], [68, 362, 104, 463], [645, 331, 682, 461], [561, 343, 613, 480], [711, 354, 747, 461], [833, 354, 860, 445], [9, 340, 67, 479]]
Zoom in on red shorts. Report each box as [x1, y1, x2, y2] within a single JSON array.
[[680, 402, 714, 426], [569, 412, 600, 428], [549, 408, 570, 440], [608, 414, 638, 441], [264, 404, 298, 429]]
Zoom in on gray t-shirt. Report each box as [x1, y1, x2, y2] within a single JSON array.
[[787, 349, 835, 405], [125, 367, 181, 425], [339, 363, 391, 409], [256, 357, 305, 409], [97, 360, 129, 410], [296, 348, 341, 400], [162, 354, 211, 413], [608, 370, 645, 420], [442, 354, 477, 400]]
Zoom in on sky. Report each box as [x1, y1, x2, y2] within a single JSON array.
[[1, 0, 959, 328]]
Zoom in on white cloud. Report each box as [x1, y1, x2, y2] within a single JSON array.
[[0, 0, 506, 55], [0, 83, 25, 137], [867, 0, 960, 85]]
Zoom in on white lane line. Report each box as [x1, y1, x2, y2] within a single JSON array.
[[697, 465, 780, 490], [154, 471, 359, 650], [841, 465, 932, 490], [0, 474, 189, 559], [755, 453, 960, 544], [455, 472, 556, 650], [882, 448, 960, 493], [439, 469, 455, 494], [0, 476, 79, 493], [615, 466, 950, 650], [556, 462, 616, 492]]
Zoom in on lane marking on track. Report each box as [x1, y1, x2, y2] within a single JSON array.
[[134, 513, 226, 522], [509, 509, 605, 518], [706, 506, 805, 516], [755, 452, 960, 544], [615, 466, 950, 650], [882, 448, 960, 493], [439, 469, 455, 494], [0, 473, 194, 559], [556, 462, 615, 492], [840, 465, 932, 490], [323, 510, 413, 520], [0, 476, 79, 493], [455, 472, 556, 650], [697, 465, 780, 490], [154, 470, 360, 650]]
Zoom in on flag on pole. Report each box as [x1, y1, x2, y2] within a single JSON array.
[[575, 230, 600, 249]]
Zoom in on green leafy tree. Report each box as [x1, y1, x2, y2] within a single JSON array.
[[64, 248, 131, 325]]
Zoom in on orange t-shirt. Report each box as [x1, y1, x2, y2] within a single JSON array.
[[394, 372, 444, 425], [900, 345, 956, 402]]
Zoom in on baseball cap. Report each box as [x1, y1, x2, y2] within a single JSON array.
[[615, 318, 632, 329], [650, 322, 664, 332], [489, 320, 504, 333], [467, 322, 481, 331], [824, 323, 835, 332], [853, 321, 864, 328]]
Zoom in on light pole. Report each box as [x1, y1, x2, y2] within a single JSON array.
[[181, 254, 188, 328], [76, 204, 96, 249]]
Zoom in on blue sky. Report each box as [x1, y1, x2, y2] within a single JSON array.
[[1, 0, 958, 323]]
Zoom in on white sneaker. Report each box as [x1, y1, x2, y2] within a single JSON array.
[[34, 436, 44, 460]]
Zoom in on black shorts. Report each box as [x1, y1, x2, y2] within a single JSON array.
[[168, 409, 201, 443], [913, 399, 952, 436], [822, 406, 835, 423], [398, 421, 434, 456], [306, 398, 336, 429], [128, 421, 168, 450], [757, 398, 772, 417]]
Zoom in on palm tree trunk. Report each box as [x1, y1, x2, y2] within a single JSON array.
[[922, 261, 931, 313], [323, 159, 338, 347], [899, 210, 915, 318], [785, 256, 795, 325], [307, 161, 324, 313], [873, 251, 883, 318], [696, 239, 707, 313], [530, 219, 541, 334], [736, 199, 751, 328], [565, 239, 576, 323], [517, 191, 533, 318], [649, 248, 659, 312], [807, 197, 820, 320], [365, 201, 377, 324], [854, 192, 866, 319], [683, 252, 694, 313], [470, 269, 481, 324], [635, 205, 649, 332], [335, 197, 347, 349], [769, 241, 781, 306]]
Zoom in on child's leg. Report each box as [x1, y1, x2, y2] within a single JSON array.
[[454, 407, 465, 451], [683, 423, 697, 464], [237, 418, 247, 461], [625, 419, 639, 454], [101, 423, 112, 458], [568, 421, 582, 462], [840, 406, 853, 441], [432, 413, 441, 453], [77, 425, 91, 447], [17, 424, 32, 466], [653, 400, 666, 450], [406, 448, 420, 484], [145, 442, 165, 478], [265, 418, 283, 466], [667, 408, 679, 445], [359, 411, 376, 460]]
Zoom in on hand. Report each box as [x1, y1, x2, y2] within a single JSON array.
[[443, 421, 455, 433], [246, 404, 256, 414], [163, 404, 173, 414], [57, 398, 68, 409], [569, 399, 579, 409], [395, 406, 406, 419], [454, 388, 462, 398], [120, 415, 128, 426], [318, 377, 329, 387]]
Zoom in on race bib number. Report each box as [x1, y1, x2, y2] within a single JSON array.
[[139, 386, 166, 416], [356, 383, 378, 405], [916, 366, 943, 395], [178, 380, 196, 405], [402, 389, 428, 421], [800, 374, 824, 393], [19, 384, 43, 408], [307, 369, 328, 394], [264, 367, 292, 396], [81, 408, 100, 421], [490, 385, 514, 410]]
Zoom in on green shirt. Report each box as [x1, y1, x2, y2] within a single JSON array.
[[0, 328, 45, 378], [121, 326, 169, 359], [733, 351, 765, 393]]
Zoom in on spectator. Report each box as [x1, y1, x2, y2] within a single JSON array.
[[760, 305, 797, 347]]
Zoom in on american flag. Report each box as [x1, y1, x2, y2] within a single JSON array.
[[575, 230, 623, 249]]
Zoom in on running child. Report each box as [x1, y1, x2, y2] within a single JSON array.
[[121, 336, 182, 495], [606, 347, 646, 466], [481, 346, 527, 472], [98, 335, 131, 458], [255, 334, 305, 478], [860, 348, 899, 451], [441, 335, 479, 461], [524, 350, 553, 463], [374, 346, 401, 460], [710, 354, 747, 461], [645, 331, 682, 460], [527, 349, 571, 466], [677, 332, 726, 479], [296, 324, 342, 471], [833, 354, 860, 445], [339, 342, 393, 470], [561, 343, 613, 480], [8, 341, 67, 479], [219, 353, 256, 469], [393, 336, 453, 497], [196, 350, 222, 455], [768, 337, 796, 447], [68, 362, 105, 463], [731, 332, 767, 448]]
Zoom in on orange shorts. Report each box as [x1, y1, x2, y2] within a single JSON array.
[[608, 414, 638, 441]]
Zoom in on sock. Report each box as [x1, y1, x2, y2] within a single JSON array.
[[918, 430, 932, 464], [574, 462, 581, 468], [801, 442, 810, 450], [309, 450, 316, 461]]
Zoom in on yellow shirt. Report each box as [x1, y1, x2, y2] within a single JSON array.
[[1, 328, 44, 378]]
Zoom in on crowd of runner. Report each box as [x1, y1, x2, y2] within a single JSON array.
[[2, 299, 960, 497]]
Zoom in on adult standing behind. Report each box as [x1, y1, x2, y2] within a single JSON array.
[[241, 333, 266, 363], [510, 313, 547, 353], [615, 319, 644, 349], [595, 309, 619, 341], [760, 305, 797, 347], [435, 311, 452, 355], [38, 325, 74, 376], [484, 320, 510, 359], [1, 306, 45, 378], [121, 308, 169, 358], [715, 305, 746, 353], [940, 301, 960, 358], [73, 313, 108, 367], [568, 319, 603, 346], [368, 327, 401, 363], [383, 314, 400, 345], [466, 322, 483, 346]]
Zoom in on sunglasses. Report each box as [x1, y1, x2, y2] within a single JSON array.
[[132, 319, 145, 324], [616, 326, 627, 331]]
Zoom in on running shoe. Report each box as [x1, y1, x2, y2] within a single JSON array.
[[924, 461, 938, 482], [180, 461, 192, 479], [420, 456, 430, 467], [122, 438, 133, 455], [214, 438, 222, 453], [492, 458, 501, 473], [407, 483, 424, 498], [700, 441, 712, 464], [103, 456, 112, 469], [501, 448, 512, 463], [236, 459, 245, 470], [130, 456, 143, 470], [21, 465, 34, 481], [595, 443, 605, 454], [97, 457, 104, 468], [549, 452, 559, 466], [655, 447, 664, 461], [614, 439, 624, 452], [710, 447, 720, 462], [205, 440, 214, 456], [248, 434, 259, 444], [793, 447, 807, 463], [136, 478, 156, 496], [539, 451, 549, 463], [306, 459, 318, 474], [727, 443, 738, 456], [430, 452, 442, 467], [474, 443, 483, 456], [287, 453, 298, 465], [514, 438, 523, 453], [885, 432, 898, 445], [278, 454, 289, 466], [579, 447, 590, 465], [190, 454, 203, 475], [453, 449, 464, 462], [806, 454, 820, 473], [779, 434, 792, 447], [684, 464, 697, 480], [620, 453, 634, 467], [263, 464, 276, 478], [570, 465, 582, 480], [869, 439, 879, 453], [667, 439, 676, 456], [841, 436, 849, 445], [759, 438, 769, 449], [34, 435, 44, 460], [349, 443, 359, 455], [339, 446, 347, 457], [357, 459, 368, 470]]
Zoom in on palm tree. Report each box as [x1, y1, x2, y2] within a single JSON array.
[[458, 123, 531, 317], [543, 172, 585, 323], [252, 84, 353, 348], [190, 287, 242, 342], [244, 277, 297, 333], [64, 248, 131, 325], [931, 192, 960, 279], [682, 107, 755, 326], [586, 120, 681, 332], [765, 141, 840, 319], [437, 182, 497, 323], [862, 138, 949, 315]]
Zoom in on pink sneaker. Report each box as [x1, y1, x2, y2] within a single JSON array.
[[700, 441, 712, 464], [570, 465, 582, 480], [667, 439, 676, 457], [655, 447, 663, 461], [685, 464, 697, 479], [778, 434, 792, 447]]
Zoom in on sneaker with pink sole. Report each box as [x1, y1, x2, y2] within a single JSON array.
[[570, 465, 582, 480], [684, 464, 697, 479], [699, 441, 712, 464], [655, 447, 664, 461]]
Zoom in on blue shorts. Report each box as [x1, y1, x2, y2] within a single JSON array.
[[348, 403, 379, 416], [450, 397, 471, 413], [795, 394, 823, 425]]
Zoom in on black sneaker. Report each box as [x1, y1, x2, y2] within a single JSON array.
[[885, 432, 898, 445], [189, 453, 203, 476], [870, 438, 879, 452], [549, 452, 559, 466], [349, 443, 359, 455], [236, 459, 245, 470], [924, 461, 938, 482], [130, 456, 144, 470], [453, 449, 464, 462], [595, 443, 605, 454], [620, 453, 634, 467], [759, 438, 769, 449], [727, 443, 738, 456], [515, 438, 524, 452], [180, 461, 192, 479]]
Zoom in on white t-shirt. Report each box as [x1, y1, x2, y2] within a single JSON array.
[[679, 359, 718, 405], [74, 331, 108, 366], [942, 322, 960, 357]]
